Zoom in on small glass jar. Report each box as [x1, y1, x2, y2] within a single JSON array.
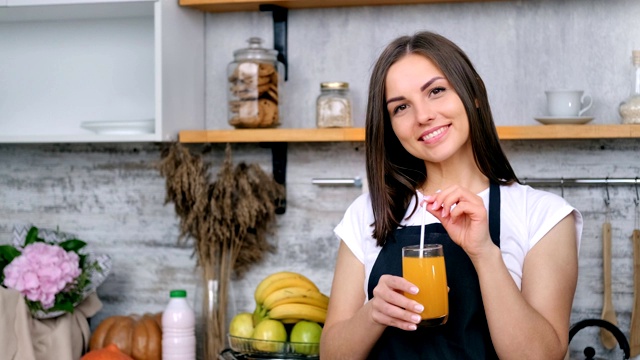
[[227, 37, 284, 128], [316, 82, 353, 128], [619, 50, 640, 124]]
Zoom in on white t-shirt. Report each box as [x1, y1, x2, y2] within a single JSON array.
[[334, 182, 583, 297]]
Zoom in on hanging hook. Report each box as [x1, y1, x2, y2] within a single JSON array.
[[604, 177, 610, 207], [635, 177, 639, 230], [560, 177, 564, 198], [634, 176, 639, 207]]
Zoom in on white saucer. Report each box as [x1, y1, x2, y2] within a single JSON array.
[[81, 119, 155, 135], [534, 116, 594, 125]]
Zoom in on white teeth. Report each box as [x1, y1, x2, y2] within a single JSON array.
[[422, 127, 445, 140]]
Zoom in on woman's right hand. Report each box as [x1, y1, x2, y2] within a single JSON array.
[[369, 274, 424, 331]]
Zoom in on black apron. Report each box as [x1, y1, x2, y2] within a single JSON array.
[[366, 183, 501, 359]]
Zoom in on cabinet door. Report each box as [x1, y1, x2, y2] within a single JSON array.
[[0, 2, 155, 142], [7, 0, 154, 6], [0, 0, 204, 143]]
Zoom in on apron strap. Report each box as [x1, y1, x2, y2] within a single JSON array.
[[488, 182, 501, 247]]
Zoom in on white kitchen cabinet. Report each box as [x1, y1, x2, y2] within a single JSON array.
[[0, 0, 204, 143], [6, 0, 150, 5]]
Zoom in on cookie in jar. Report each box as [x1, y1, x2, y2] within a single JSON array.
[[227, 37, 284, 128]]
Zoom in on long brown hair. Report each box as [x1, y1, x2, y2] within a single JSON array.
[[365, 31, 519, 246]]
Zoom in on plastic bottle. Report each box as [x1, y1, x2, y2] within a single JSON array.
[[162, 289, 196, 360]]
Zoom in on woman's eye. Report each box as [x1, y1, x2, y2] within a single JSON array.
[[430, 87, 446, 96], [393, 104, 408, 114]]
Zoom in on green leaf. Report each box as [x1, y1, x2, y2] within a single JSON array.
[[0, 245, 21, 263], [24, 226, 44, 245], [0, 245, 18, 284], [48, 300, 75, 314], [59, 239, 86, 253], [78, 254, 87, 268]]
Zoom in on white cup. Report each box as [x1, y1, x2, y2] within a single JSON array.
[[545, 90, 593, 117]]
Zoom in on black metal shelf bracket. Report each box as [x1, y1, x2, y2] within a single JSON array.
[[259, 4, 288, 81], [270, 142, 288, 214], [259, 5, 288, 213]]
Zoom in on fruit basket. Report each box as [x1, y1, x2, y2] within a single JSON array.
[[228, 335, 320, 358]]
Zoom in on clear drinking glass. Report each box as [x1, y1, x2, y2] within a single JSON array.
[[402, 244, 449, 327]]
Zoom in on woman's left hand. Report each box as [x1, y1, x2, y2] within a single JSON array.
[[423, 185, 494, 259]]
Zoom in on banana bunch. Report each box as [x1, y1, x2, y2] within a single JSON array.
[[253, 271, 329, 325]]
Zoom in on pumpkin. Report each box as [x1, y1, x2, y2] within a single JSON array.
[[89, 312, 162, 360], [82, 343, 134, 360]]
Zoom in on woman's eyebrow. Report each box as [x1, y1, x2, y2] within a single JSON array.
[[386, 95, 405, 105], [386, 76, 445, 106], [420, 76, 445, 92]]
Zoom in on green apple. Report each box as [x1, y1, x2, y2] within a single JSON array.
[[290, 320, 322, 355], [229, 312, 254, 338], [251, 319, 287, 353]]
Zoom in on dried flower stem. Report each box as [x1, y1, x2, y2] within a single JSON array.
[[158, 143, 282, 358]]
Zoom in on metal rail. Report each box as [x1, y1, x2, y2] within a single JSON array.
[[521, 177, 640, 205], [312, 177, 363, 188], [310, 177, 640, 202], [521, 177, 640, 187]]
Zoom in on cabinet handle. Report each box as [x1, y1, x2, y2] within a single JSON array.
[[312, 177, 362, 188]]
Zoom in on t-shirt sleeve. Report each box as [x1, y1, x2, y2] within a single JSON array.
[[527, 188, 583, 251], [334, 193, 373, 264]]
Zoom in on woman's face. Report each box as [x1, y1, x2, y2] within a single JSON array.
[[385, 53, 471, 165]]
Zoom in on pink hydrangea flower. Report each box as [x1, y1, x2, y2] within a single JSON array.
[[3, 242, 81, 309]]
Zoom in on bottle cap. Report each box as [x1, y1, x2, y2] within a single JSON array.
[[170, 289, 187, 298]]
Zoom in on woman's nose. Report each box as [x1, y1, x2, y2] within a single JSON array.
[[415, 102, 435, 124]]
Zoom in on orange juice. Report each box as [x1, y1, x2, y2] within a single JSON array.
[[402, 254, 448, 326]]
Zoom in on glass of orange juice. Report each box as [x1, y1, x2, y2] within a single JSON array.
[[402, 244, 448, 327]]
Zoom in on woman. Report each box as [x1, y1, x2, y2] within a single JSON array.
[[320, 31, 582, 359]]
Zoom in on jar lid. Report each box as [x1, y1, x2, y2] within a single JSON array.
[[321, 82, 349, 90], [633, 50, 640, 65], [233, 37, 278, 62]]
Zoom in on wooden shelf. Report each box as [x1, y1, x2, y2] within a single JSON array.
[[179, 0, 497, 12], [497, 124, 640, 140], [178, 124, 640, 143], [179, 127, 365, 143]]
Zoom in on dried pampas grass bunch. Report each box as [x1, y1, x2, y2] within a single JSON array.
[[158, 142, 283, 358]]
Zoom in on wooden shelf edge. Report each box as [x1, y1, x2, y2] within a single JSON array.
[[179, 0, 500, 13], [179, 124, 640, 143], [497, 124, 640, 140], [179, 127, 366, 143]]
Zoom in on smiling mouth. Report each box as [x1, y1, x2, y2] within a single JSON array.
[[420, 125, 449, 141]]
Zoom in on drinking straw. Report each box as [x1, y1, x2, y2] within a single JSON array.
[[419, 200, 427, 258]]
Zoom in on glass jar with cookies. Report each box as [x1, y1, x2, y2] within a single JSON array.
[[227, 37, 284, 128]]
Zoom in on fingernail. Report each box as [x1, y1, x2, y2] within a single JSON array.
[[441, 209, 446, 217], [409, 286, 419, 294], [435, 189, 441, 193], [414, 304, 424, 313], [411, 314, 421, 322], [431, 202, 439, 210], [408, 324, 417, 331]]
